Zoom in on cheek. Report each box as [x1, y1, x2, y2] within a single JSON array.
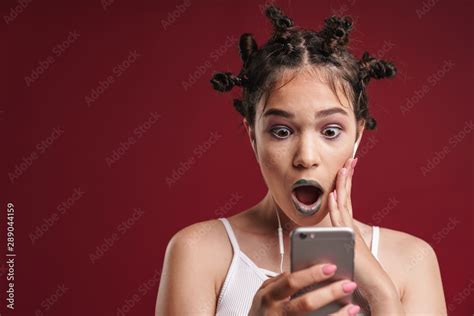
[[327, 157, 348, 188], [258, 143, 291, 172]]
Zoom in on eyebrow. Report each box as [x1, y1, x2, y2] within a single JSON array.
[[262, 107, 349, 119]]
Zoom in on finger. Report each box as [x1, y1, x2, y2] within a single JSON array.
[[265, 263, 338, 301], [329, 303, 361, 316], [341, 158, 353, 208], [338, 158, 355, 221], [336, 167, 347, 209], [346, 159, 353, 202], [328, 191, 342, 226], [282, 279, 358, 314], [260, 272, 288, 290], [346, 159, 355, 217]]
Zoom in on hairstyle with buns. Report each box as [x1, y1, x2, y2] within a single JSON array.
[[210, 4, 396, 138]]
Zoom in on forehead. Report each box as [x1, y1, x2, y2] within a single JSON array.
[[257, 67, 353, 117]]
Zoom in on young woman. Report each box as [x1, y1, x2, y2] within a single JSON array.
[[156, 5, 447, 315]]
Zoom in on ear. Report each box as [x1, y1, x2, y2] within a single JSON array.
[[355, 119, 365, 144], [354, 119, 365, 153], [243, 118, 259, 161]]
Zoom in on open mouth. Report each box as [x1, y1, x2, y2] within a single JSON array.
[[291, 179, 324, 216]]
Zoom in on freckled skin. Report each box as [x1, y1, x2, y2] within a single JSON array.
[[244, 67, 365, 228]]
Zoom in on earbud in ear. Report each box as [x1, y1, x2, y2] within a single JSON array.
[[352, 140, 360, 159]]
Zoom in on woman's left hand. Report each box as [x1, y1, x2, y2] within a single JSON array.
[[327, 157, 402, 310]]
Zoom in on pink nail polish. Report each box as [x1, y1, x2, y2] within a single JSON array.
[[348, 304, 360, 316], [342, 281, 357, 293], [351, 158, 358, 169], [322, 264, 337, 275]]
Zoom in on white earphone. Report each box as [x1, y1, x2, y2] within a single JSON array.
[[275, 141, 360, 273], [352, 139, 360, 159], [275, 208, 284, 273]]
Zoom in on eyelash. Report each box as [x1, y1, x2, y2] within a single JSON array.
[[269, 125, 342, 140]]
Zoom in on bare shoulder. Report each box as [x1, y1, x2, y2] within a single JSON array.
[[377, 226, 441, 299], [170, 218, 228, 250], [156, 219, 231, 315], [166, 218, 231, 274], [379, 226, 436, 259], [167, 218, 232, 287]]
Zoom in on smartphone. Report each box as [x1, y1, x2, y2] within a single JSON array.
[[290, 226, 355, 315]]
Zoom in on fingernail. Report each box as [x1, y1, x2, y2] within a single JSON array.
[[348, 304, 360, 316], [342, 281, 357, 293], [322, 264, 337, 275], [341, 168, 347, 175], [334, 190, 337, 200], [351, 158, 358, 169]]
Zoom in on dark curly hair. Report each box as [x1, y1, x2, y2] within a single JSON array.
[[209, 4, 396, 139]]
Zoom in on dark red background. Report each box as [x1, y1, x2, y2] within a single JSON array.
[[3, 0, 473, 315]]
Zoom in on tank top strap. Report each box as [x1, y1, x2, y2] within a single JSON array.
[[371, 226, 380, 260], [218, 218, 240, 253]]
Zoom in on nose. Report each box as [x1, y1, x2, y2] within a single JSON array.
[[293, 133, 320, 169]]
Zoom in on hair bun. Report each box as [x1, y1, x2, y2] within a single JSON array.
[[358, 51, 397, 84], [239, 33, 258, 66], [264, 4, 294, 33], [319, 15, 353, 55], [210, 72, 243, 92]]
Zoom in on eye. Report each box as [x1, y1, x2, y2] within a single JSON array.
[[270, 126, 292, 139], [322, 126, 342, 139]]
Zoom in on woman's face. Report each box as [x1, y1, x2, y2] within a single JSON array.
[[244, 68, 365, 226]]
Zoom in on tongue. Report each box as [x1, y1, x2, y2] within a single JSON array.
[[294, 186, 320, 205]]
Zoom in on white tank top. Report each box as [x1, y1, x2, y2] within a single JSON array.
[[215, 217, 381, 316]]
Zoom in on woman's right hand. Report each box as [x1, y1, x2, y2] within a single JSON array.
[[248, 263, 361, 316]]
